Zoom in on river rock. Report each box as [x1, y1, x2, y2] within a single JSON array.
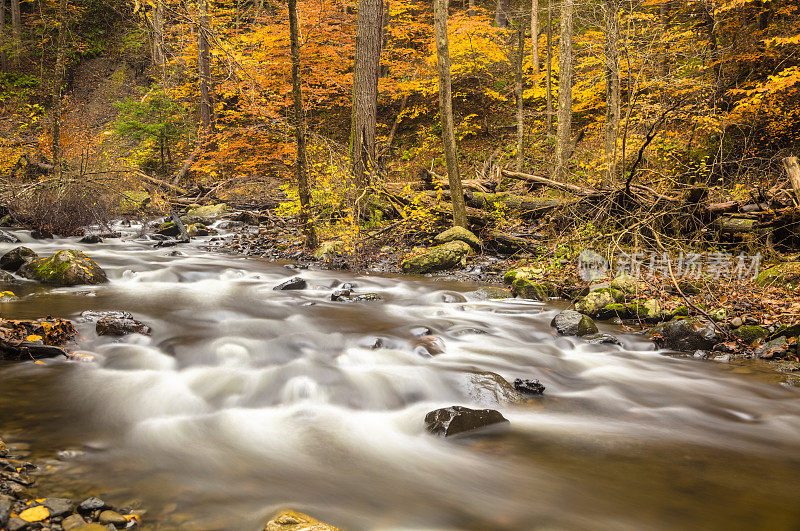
[[96, 317, 151, 336], [610, 273, 645, 293], [264, 510, 340, 531], [77, 497, 106, 513], [274, 277, 307, 290], [6, 517, 26, 531], [649, 317, 724, 351], [31, 229, 53, 239], [399, 241, 472, 274], [732, 325, 768, 343], [433, 226, 481, 249], [44, 497, 75, 517], [62, 514, 88, 530], [768, 322, 800, 341], [574, 288, 625, 316], [583, 333, 622, 345], [331, 289, 382, 302], [19, 250, 108, 286], [71, 525, 111, 531], [98, 510, 127, 526], [513, 378, 545, 395], [232, 211, 260, 225], [80, 310, 133, 321], [156, 222, 181, 237], [313, 240, 343, 260], [502, 266, 544, 284], [424, 405, 509, 437], [467, 286, 513, 300], [463, 371, 523, 403], [0, 230, 21, 243], [627, 299, 662, 321], [551, 310, 598, 336], [756, 336, 789, 359], [512, 278, 557, 300], [0, 246, 38, 271], [79, 235, 103, 244], [186, 203, 228, 222], [0, 290, 18, 302], [0, 494, 12, 528]]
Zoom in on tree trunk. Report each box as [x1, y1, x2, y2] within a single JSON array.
[[553, 0, 574, 181], [289, 0, 317, 249], [545, 0, 553, 135], [530, 0, 539, 77], [152, 0, 165, 75], [495, 0, 510, 28], [515, 22, 525, 172], [10, 0, 19, 64], [51, 0, 67, 170], [350, 0, 383, 188], [0, 0, 7, 70], [468, 0, 474, 16], [198, 0, 212, 135], [603, 0, 620, 186], [433, 0, 467, 228]]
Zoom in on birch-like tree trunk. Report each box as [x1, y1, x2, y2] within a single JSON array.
[[289, 0, 317, 248], [603, 0, 620, 186], [530, 0, 539, 77], [350, 0, 383, 187], [433, 0, 467, 227], [553, 0, 574, 181], [515, 22, 525, 171]]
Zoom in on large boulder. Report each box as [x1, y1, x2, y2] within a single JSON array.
[[626, 299, 663, 321], [400, 241, 472, 274], [574, 288, 624, 316], [0, 230, 20, 243], [433, 226, 481, 249], [512, 278, 557, 300], [0, 246, 37, 271], [264, 510, 340, 531], [649, 317, 724, 351], [550, 310, 598, 336], [424, 405, 508, 437], [19, 250, 108, 286], [186, 203, 228, 222]]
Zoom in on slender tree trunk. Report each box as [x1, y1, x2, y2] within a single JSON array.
[[289, 0, 317, 249], [603, 0, 620, 186], [553, 0, 574, 181], [10, 0, 19, 64], [51, 0, 67, 170], [495, 0, 510, 28], [433, 0, 467, 227], [659, 0, 670, 77], [152, 0, 165, 76], [468, 0, 474, 16], [530, 0, 539, 77], [515, 22, 525, 171], [0, 0, 7, 71], [350, 0, 383, 188], [545, 0, 553, 135], [198, 0, 212, 135]]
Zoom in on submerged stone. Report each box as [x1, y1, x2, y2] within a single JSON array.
[[513, 378, 545, 395], [273, 277, 307, 291], [96, 317, 152, 336]]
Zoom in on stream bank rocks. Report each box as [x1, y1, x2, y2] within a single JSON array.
[[263, 510, 339, 531], [424, 406, 509, 437], [95, 318, 151, 336], [400, 240, 473, 274], [18, 250, 108, 286]]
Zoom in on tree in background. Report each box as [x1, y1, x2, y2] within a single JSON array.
[[433, 0, 466, 227], [553, 0, 573, 181], [603, 0, 620, 186]]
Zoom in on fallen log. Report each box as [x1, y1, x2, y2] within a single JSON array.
[[0, 339, 68, 360], [135, 171, 188, 195], [482, 229, 540, 253], [500, 169, 603, 197], [784, 156, 800, 205]]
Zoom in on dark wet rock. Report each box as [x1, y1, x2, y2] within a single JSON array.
[[80, 310, 134, 321], [0, 230, 21, 243], [502, 266, 543, 284], [79, 235, 103, 244], [167, 250, 184, 256], [768, 322, 800, 341], [62, 513, 88, 530], [331, 289, 382, 302], [0, 340, 68, 360], [0, 272, 17, 285], [649, 317, 724, 352], [513, 378, 545, 395], [583, 333, 622, 345], [756, 336, 789, 359], [0, 247, 37, 271], [44, 497, 74, 517], [232, 211, 260, 225], [433, 226, 481, 249], [467, 286, 513, 300], [156, 222, 181, 237], [512, 278, 557, 300], [98, 510, 127, 526], [186, 224, 210, 237], [19, 250, 108, 286], [413, 336, 445, 357], [551, 310, 598, 336], [153, 239, 189, 248], [732, 325, 768, 343], [273, 277, 307, 291], [96, 318, 152, 336], [31, 229, 54, 239], [78, 497, 106, 513], [399, 241, 472, 274], [0, 494, 12, 528], [424, 405, 509, 437]]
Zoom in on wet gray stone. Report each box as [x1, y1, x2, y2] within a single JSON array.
[[424, 405, 509, 437]]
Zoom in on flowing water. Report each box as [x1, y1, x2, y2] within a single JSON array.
[[1, 225, 800, 530]]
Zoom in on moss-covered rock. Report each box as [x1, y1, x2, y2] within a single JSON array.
[[313, 240, 343, 260], [551, 310, 598, 336], [628, 299, 662, 321], [19, 250, 108, 286], [264, 511, 340, 531], [754, 262, 800, 287], [512, 278, 557, 300], [186, 203, 228, 221], [767, 323, 800, 341], [156, 222, 181, 237], [732, 325, 768, 343], [610, 273, 645, 293], [574, 288, 624, 316], [433, 226, 481, 249], [186, 223, 210, 237], [598, 302, 629, 319], [502, 266, 544, 285], [400, 241, 472, 274]]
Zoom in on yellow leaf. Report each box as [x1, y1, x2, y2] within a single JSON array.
[[19, 506, 50, 522], [33, 360, 47, 365], [27, 335, 43, 342]]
